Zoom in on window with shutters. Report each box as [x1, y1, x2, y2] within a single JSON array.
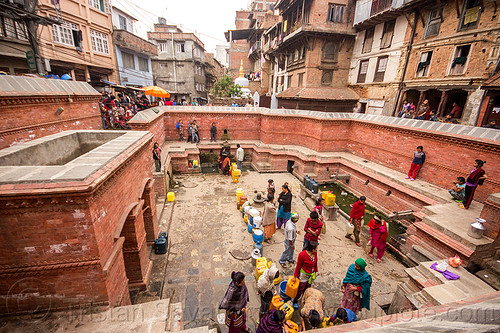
[[362, 28, 374, 54], [321, 70, 333, 86], [416, 51, 432, 77], [449, 45, 470, 75], [357, 60, 369, 83], [373, 56, 388, 82], [287, 75, 293, 88], [327, 4, 345, 23], [458, 0, 481, 31], [138, 57, 149, 72], [0, 16, 28, 40], [323, 42, 338, 62], [175, 43, 185, 53], [298, 73, 304, 87], [119, 15, 127, 30], [423, 8, 441, 39], [380, 20, 395, 49], [122, 52, 135, 69], [90, 29, 109, 54], [52, 21, 80, 47]]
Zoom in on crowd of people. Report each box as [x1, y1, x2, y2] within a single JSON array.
[[217, 151, 489, 333], [396, 99, 463, 123], [219, 181, 384, 333]]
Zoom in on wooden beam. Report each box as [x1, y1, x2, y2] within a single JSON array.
[[455, 0, 461, 18]]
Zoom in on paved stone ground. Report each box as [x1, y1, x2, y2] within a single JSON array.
[[158, 171, 408, 331]]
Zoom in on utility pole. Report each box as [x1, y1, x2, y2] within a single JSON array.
[[24, 0, 44, 75]]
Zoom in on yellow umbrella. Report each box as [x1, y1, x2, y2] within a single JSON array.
[[140, 86, 170, 98]]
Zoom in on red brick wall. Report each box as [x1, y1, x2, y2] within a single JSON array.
[[152, 109, 499, 202], [0, 96, 102, 149], [0, 134, 154, 314]]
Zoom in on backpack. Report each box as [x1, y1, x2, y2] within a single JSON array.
[[176, 122, 180, 129]]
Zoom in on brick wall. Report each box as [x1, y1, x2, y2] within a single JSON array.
[[0, 96, 102, 149], [0, 133, 154, 314], [153, 108, 499, 202]]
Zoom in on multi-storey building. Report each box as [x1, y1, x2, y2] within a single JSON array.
[[215, 44, 229, 67], [395, 0, 500, 125], [0, 9, 31, 74], [348, 0, 410, 115], [264, 0, 359, 111], [225, 0, 279, 94], [111, 5, 156, 88], [204, 52, 226, 93], [36, 0, 118, 86], [148, 20, 207, 104]]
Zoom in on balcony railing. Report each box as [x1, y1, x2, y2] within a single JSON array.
[[370, 0, 392, 16], [248, 41, 261, 56]]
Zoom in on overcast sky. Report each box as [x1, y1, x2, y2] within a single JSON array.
[[115, 0, 251, 53]]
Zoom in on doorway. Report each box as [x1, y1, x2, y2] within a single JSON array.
[[287, 160, 295, 173]]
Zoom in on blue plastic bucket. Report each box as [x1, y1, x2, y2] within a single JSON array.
[[248, 223, 255, 233], [279, 281, 291, 301], [253, 229, 264, 244]]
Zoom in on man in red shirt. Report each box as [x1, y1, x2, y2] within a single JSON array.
[[446, 102, 462, 120], [346, 196, 366, 247], [303, 211, 323, 251]]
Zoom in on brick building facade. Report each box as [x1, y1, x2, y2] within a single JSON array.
[[397, 0, 500, 125], [265, 0, 359, 111]]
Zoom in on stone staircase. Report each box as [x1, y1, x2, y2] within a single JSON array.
[[389, 261, 495, 314], [476, 249, 500, 290], [403, 202, 493, 266]]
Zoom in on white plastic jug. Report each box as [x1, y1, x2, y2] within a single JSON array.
[[254, 216, 263, 228], [249, 208, 260, 217]]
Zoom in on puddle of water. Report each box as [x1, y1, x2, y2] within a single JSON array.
[[321, 183, 407, 238]]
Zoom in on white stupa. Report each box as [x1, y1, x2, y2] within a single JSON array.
[[235, 60, 252, 96]]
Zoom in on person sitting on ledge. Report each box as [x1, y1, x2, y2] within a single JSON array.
[[448, 177, 466, 202]]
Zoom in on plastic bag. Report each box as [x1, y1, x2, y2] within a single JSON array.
[[436, 261, 448, 271], [448, 255, 462, 268], [346, 222, 354, 234]]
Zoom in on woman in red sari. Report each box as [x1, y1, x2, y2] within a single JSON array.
[[368, 215, 388, 263], [291, 241, 318, 309]]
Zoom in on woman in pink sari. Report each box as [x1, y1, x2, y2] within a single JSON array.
[[368, 215, 388, 263]]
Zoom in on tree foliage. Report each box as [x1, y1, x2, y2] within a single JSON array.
[[210, 75, 242, 98]]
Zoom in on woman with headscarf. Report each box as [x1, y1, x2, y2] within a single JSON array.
[[219, 272, 250, 333], [261, 194, 277, 242], [257, 263, 279, 320], [291, 241, 318, 308], [257, 309, 285, 333], [276, 184, 292, 229], [368, 215, 388, 263], [341, 258, 372, 313], [460, 159, 487, 209]]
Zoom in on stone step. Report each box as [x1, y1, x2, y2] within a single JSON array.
[[475, 269, 500, 291], [412, 244, 441, 262], [421, 283, 470, 305], [405, 267, 440, 289], [422, 215, 492, 251], [412, 222, 476, 262], [406, 290, 437, 309]]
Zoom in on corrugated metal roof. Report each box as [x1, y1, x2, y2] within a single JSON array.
[[0, 75, 100, 97]]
